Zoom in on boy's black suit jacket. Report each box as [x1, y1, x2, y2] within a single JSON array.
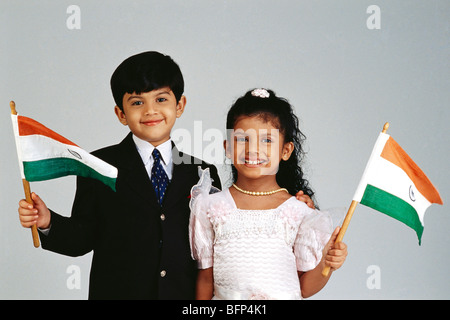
[[39, 133, 221, 299]]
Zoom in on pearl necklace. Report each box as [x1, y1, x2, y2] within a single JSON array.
[[232, 183, 288, 196]]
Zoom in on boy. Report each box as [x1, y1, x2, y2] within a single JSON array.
[[17, 51, 221, 299]]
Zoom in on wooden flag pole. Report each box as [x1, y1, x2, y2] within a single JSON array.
[[11, 101, 40, 248], [321, 122, 389, 277], [321, 200, 357, 277]]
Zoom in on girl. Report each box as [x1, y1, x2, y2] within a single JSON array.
[[189, 88, 347, 300]]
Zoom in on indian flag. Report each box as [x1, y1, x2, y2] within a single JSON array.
[[353, 131, 443, 245], [11, 113, 117, 191]]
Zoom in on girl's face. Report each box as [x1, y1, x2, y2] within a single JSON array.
[[226, 115, 294, 180]]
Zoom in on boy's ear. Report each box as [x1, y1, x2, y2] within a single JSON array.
[[176, 95, 187, 118], [114, 106, 128, 126], [282, 142, 294, 161]]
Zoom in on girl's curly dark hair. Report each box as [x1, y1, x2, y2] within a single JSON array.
[[226, 89, 317, 205]]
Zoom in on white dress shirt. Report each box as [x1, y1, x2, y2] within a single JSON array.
[[132, 135, 173, 180]]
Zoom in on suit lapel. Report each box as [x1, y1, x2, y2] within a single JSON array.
[[162, 145, 197, 209], [115, 136, 199, 209], [116, 133, 159, 207]]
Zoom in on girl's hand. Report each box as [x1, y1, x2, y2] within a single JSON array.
[[295, 190, 315, 209], [323, 227, 348, 271]]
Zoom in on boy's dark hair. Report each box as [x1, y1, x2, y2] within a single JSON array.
[[111, 51, 184, 111], [226, 88, 317, 205]]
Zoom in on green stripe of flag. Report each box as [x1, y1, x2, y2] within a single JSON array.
[[361, 184, 424, 244], [23, 158, 116, 191]]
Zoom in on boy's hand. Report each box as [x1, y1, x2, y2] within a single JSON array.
[[295, 190, 315, 209], [18, 192, 51, 229], [323, 227, 348, 271]]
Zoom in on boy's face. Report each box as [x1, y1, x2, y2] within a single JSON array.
[[115, 87, 186, 147]]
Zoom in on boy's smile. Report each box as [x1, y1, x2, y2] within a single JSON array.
[[115, 87, 186, 147]]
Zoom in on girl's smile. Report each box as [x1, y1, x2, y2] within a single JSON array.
[[244, 158, 266, 166], [242, 154, 269, 167]]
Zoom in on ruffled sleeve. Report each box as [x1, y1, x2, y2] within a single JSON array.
[[294, 209, 334, 272], [189, 167, 220, 269]]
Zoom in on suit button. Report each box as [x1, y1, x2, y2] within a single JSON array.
[[160, 270, 166, 277], [160, 213, 165, 221]]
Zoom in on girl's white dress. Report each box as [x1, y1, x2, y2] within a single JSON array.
[[189, 168, 333, 300]]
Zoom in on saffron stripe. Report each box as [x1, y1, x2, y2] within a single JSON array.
[[23, 158, 116, 191], [380, 137, 442, 205], [17, 115, 78, 147], [361, 184, 424, 244]]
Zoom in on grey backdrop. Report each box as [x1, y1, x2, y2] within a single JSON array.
[[1, 1, 448, 299]]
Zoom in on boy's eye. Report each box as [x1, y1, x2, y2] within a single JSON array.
[[157, 97, 167, 103], [261, 138, 272, 143], [131, 101, 143, 106]]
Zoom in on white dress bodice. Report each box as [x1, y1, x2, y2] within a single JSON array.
[[189, 169, 333, 300]]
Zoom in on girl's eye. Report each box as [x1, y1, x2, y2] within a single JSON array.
[[262, 138, 272, 143], [235, 136, 247, 143]]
